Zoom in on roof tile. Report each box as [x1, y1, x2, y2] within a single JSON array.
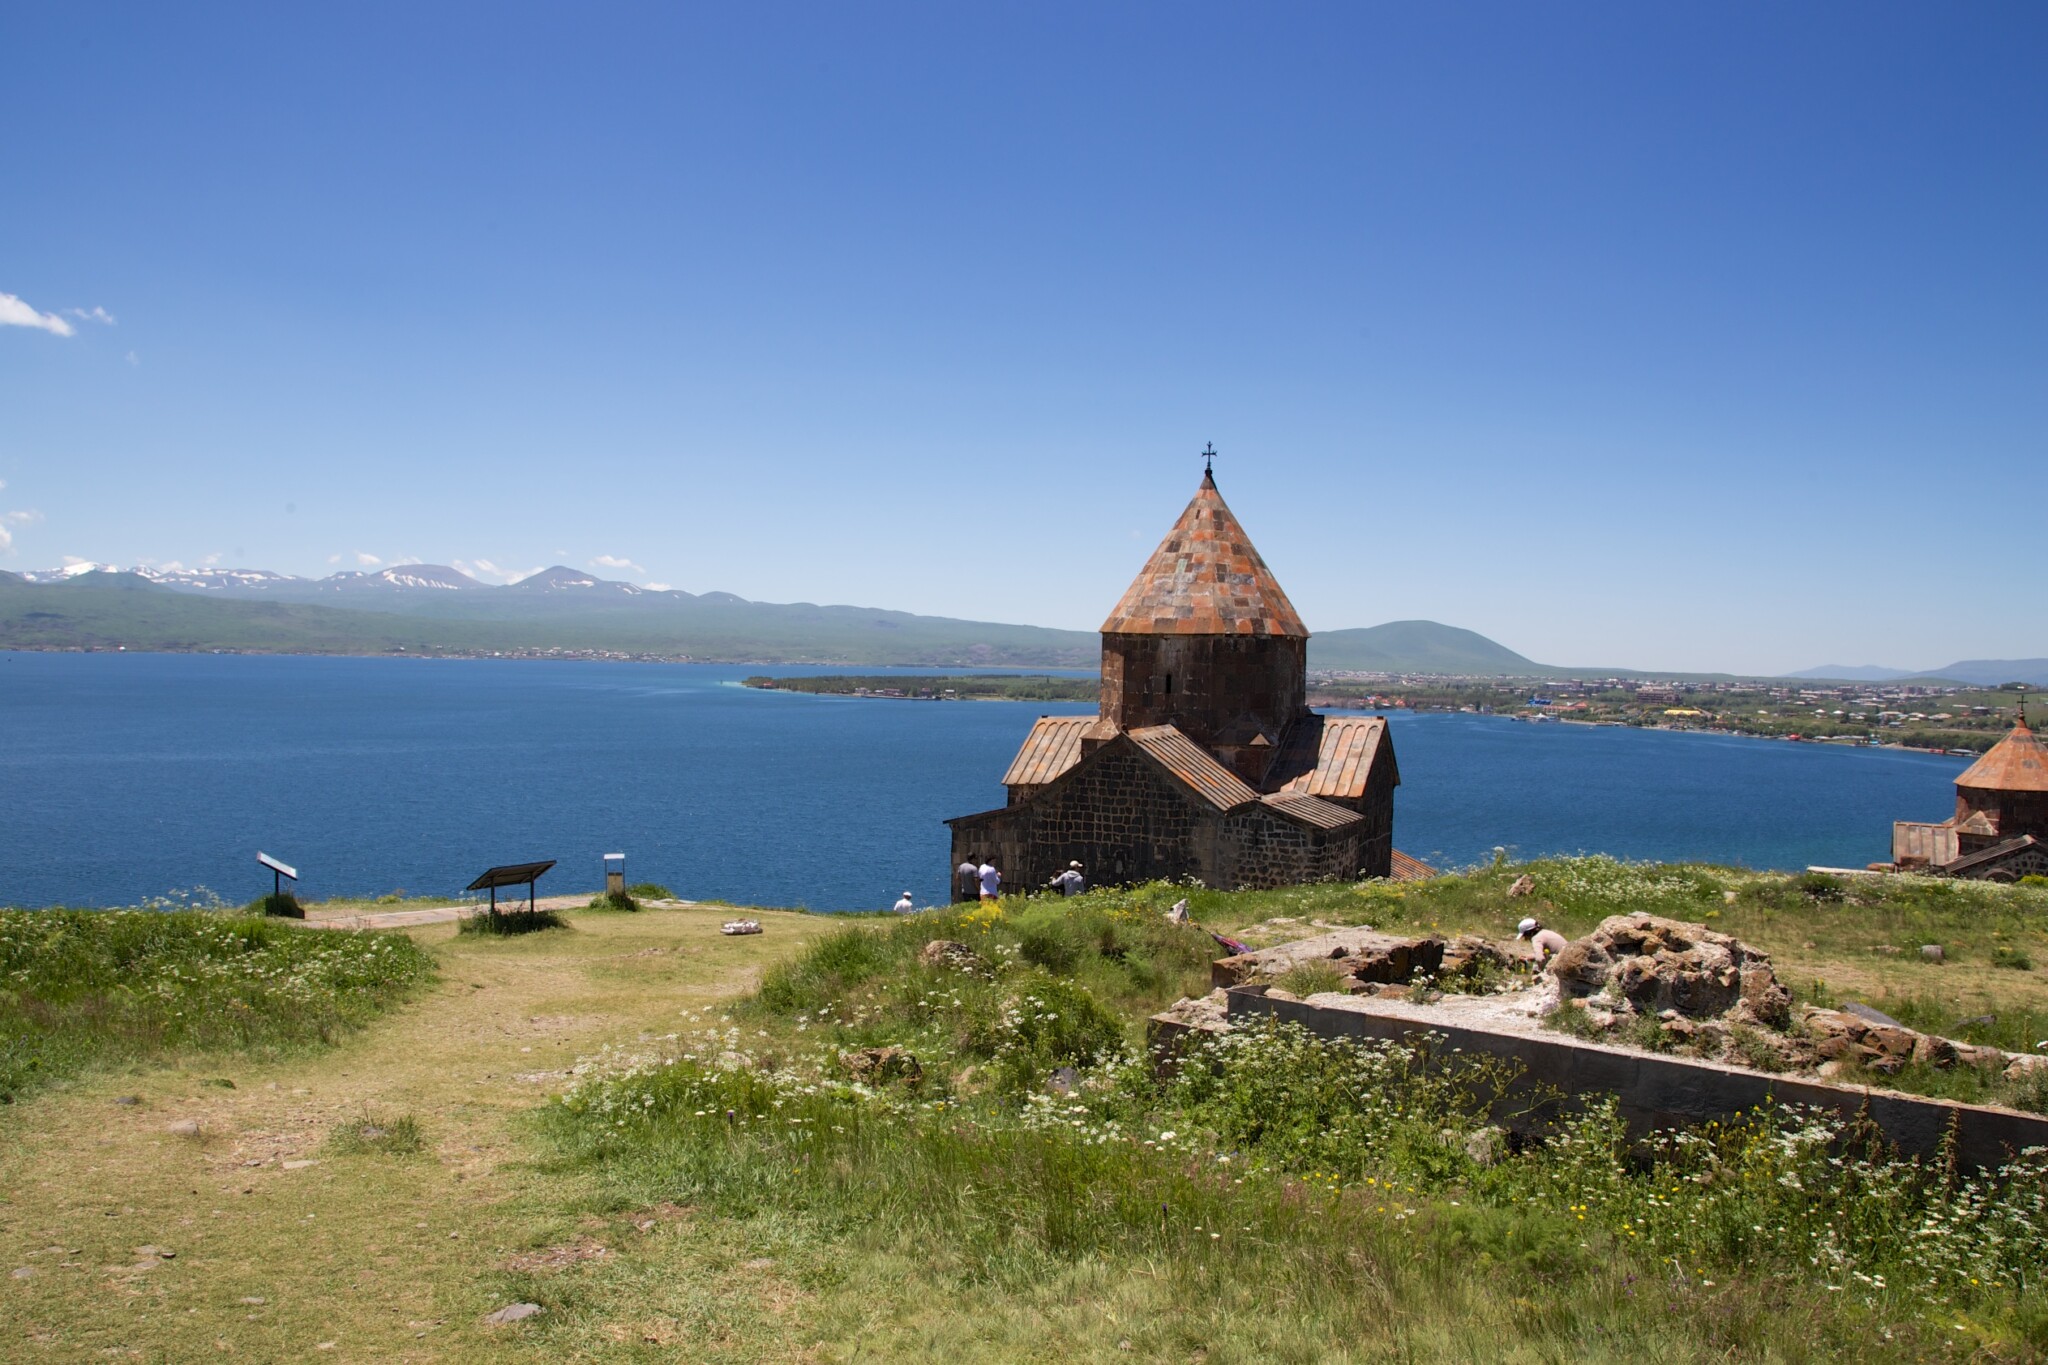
[[1100, 471, 1308, 638]]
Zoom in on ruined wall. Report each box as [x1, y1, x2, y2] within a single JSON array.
[[1100, 633, 1307, 749]]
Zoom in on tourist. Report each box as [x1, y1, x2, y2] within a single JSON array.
[[977, 859, 1002, 902], [1517, 917, 1569, 968], [956, 856, 980, 902], [892, 890, 915, 914], [1049, 861, 1086, 896]]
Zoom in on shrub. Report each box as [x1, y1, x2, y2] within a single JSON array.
[[1276, 960, 1348, 997], [1994, 944, 2035, 971], [627, 882, 678, 900], [247, 892, 304, 919], [2023, 875, 2048, 889], [757, 923, 904, 1013], [459, 908, 568, 936], [1793, 871, 1846, 902], [588, 890, 640, 913]]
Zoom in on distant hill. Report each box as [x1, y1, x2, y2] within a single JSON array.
[[1792, 659, 2048, 687], [1309, 620, 1553, 675], [1787, 664, 1917, 682], [0, 571, 1095, 666]]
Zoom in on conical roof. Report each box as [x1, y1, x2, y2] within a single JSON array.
[[1956, 720, 2048, 792], [1100, 470, 1308, 637]]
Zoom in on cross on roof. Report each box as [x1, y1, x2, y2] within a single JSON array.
[[1202, 441, 1217, 478]]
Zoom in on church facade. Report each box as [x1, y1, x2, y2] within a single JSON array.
[[1891, 709, 2048, 881], [947, 466, 1402, 894]]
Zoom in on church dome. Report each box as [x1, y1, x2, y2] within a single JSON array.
[[1956, 719, 2048, 793], [1099, 467, 1308, 638]]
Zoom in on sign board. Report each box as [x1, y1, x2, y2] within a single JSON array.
[[256, 852, 299, 882]]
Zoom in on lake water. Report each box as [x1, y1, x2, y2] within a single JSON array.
[[0, 653, 1970, 911]]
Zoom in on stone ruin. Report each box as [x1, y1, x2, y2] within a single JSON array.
[[1552, 914, 1793, 1029], [1157, 913, 2048, 1089]]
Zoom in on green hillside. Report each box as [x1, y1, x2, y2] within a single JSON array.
[[1308, 619, 1553, 674], [0, 573, 1096, 666]]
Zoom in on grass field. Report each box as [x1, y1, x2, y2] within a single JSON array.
[[4, 868, 2047, 1361]]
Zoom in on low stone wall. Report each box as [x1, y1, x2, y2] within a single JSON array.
[[1228, 988, 2048, 1172]]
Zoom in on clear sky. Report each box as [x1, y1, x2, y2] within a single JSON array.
[[2, 3, 2043, 675]]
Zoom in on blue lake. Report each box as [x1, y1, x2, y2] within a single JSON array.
[[0, 652, 1969, 911]]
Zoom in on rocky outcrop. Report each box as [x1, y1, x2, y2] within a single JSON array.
[[1211, 928, 1444, 991], [1552, 914, 1792, 1028], [1441, 934, 1513, 980]]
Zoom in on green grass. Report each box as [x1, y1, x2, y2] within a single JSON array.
[[535, 869, 2048, 1358], [0, 909, 435, 1103], [626, 882, 676, 900], [325, 1111, 427, 1156]]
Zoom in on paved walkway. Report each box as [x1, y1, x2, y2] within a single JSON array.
[[300, 894, 700, 930]]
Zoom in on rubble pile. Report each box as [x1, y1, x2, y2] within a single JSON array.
[[1552, 914, 1792, 1028], [1210, 927, 1444, 992]]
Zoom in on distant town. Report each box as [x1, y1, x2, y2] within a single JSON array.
[[1310, 674, 2033, 754]]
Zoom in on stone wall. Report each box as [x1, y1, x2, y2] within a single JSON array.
[[1100, 633, 1307, 750], [1216, 805, 1358, 890], [952, 744, 1215, 894], [950, 735, 1380, 894]]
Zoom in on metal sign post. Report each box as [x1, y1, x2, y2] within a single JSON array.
[[256, 851, 299, 901]]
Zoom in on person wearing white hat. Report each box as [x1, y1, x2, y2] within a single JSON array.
[[1517, 917, 1569, 969], [893, 891, 916, 914], [1049, 861, 1087, 897]]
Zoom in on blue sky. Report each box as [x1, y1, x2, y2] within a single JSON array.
[[2, 3, 2043, 675]]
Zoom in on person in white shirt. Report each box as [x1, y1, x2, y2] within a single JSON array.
[[1517, 917, 1570, 968], [977, 860, 1001, 902], [1049, 861, 1086, 897], [892, 891, 915, 914]]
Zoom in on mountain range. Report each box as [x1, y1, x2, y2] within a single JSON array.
[[1, 562, 2040, 682]]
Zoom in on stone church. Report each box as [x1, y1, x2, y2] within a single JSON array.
[[1891, 708, 2048, 881], [948, 464, 1407, 893]]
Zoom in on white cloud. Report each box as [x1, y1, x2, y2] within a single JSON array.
[[0, 292, 75, 337], [591, 554, 646, 576], [60, 555, 92, 567], [125, 351, 139, 366], [0, 503, 39, 555], [200, 552, 221, 567], [326, 553, 342, 565], [646, 582, 673, 592], [66, 306, 115, 326], [355, 552, 382, 567]]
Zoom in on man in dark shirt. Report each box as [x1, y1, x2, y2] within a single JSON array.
[[956, 857, 980, 903]]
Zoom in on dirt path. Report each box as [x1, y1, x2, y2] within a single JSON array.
[[0, 905, 817, 1362]]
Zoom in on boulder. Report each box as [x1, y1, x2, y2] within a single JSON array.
[[918, 940, 988, 975], [1552, 914, 1791, 1028], [1507, 874, 1536, 898], [1441, 935, 1512, 979], [838, 1046, 922, 1086], [1211, 928, 1444, 990]]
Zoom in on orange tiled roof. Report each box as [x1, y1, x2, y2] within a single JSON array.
[[1258, 791, 1362, 830], [1269, 714, 1392, 800], [1956, 721, 2048, 793], [1127, 725, 1261, 810], [1389, 850, 1438, 881], [1000, 715, 1092, 789], [1100, 471, 1308, 638]]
